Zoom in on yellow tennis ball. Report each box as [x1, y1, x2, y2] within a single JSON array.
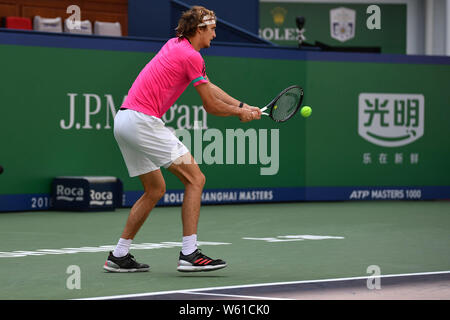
[[274, 105, 278, 110], [301, 106, 312, 117]]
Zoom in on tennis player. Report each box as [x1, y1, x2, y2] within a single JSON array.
[[104, 6, 261, 273]]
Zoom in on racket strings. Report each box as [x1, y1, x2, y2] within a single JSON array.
[[271, 87, 302, 121]]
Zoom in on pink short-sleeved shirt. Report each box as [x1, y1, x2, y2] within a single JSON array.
[[121, 37, 208, 118]]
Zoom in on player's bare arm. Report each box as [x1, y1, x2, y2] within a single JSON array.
[[196, 82, 261, 122], [208, 82, 239, 106], [209, 82, 262, 117]]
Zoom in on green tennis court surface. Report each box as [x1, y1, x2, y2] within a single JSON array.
[[0, 201, 449, 300]]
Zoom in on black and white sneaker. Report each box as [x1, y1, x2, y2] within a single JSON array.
[[177, 249, 227, 272], [103, 251, 150, 273]]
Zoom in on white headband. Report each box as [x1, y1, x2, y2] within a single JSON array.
[[198, 15, 216, 27]]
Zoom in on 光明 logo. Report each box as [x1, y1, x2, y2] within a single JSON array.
[[330, 7, 356, 42], [358, 93, 425, 147]]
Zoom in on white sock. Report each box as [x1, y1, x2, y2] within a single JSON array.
[[181, 234, 197, 256], [113, 238, 132, 258]]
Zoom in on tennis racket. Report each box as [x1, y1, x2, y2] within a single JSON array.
[[260, 85, 304, 122]]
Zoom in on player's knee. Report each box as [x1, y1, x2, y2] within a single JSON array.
[[196, 172, 206, 189], [154, 184, 166, 200], [155, 185, 166, 200], [144, 184, 166, 202], [188, 172, 205, 189]]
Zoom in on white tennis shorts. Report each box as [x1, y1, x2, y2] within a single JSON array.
[[114, 109, 189, 177]]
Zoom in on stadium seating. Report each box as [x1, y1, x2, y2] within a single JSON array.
[[33, 16, 62, 33], [3, 16, 32, 30], [94, 21, 122, 36], [1, 16, 123, 37], [64, 18, 93, 34]]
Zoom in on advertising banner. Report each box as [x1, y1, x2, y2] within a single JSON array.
[[0, 43, 306, 210], [304, 59, 450, 200], [0, 36, 449, 211], [259, 1, 407, 54]]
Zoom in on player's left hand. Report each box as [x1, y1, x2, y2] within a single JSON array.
[[243, 104, 262, 120]]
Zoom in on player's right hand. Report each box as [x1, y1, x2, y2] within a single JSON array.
[[239, 104, 261, 122], [239, 108, 257, 122], [244, 104, 262, 119]]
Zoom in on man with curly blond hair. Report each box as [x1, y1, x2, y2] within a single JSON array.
[[104, 6, 261, 273]]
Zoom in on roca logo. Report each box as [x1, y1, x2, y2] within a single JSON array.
[[89, 190, 113, 206], [55, 185, 84, 202]]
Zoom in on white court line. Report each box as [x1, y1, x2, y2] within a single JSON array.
[[184, 291, 292, 300], [79, 270, 450, 300]]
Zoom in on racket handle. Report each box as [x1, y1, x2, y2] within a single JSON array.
[[260, 106, 268, 112], [262, 112, 269, 116]]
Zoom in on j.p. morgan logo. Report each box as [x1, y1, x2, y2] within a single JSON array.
[[358, 93, 424, 147], [56, 185, 112, 206]]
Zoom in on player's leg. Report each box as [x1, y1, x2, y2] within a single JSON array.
[[103, 169, 165, 273], [168, 153, 227, 272], [120, 169, 166, 239], [168, 153, 204, 237]]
